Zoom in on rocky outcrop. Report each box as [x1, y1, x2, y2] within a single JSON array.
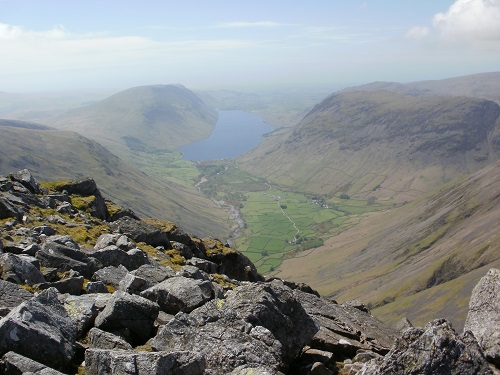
[[0, 288, 77, 371], [464, 268, 500, 368], [85, 349, 206, 375], [94, 291, 160, 345], [359, 319, 492, 374], [141, 276, 216, 314], [151, 280, 319, 373], [0, 279, 33, 316]]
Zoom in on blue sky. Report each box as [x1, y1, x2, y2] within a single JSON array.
[[1, 0, 499, 92]]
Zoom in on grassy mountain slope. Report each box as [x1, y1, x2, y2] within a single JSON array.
[[347, 71, 500, 104], [51, 84, 217, 156], [0, 125, 230, 238], [274, 161, 500, 330], [239, 90, 500, 203]]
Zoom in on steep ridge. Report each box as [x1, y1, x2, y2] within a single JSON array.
[[275, 161, 500, 330], [240, 90, 500, 203], [0, 125, 230, 238], [345, 71, 500, 104], [51, 84, 217, 157]]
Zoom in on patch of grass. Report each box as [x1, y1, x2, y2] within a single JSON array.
[[39, 180, 73, 192], [164, 249, 186, 266], [105, 200, 123, 217], [142, 218, 177, 233], [20, 284, 38, 294], [70, 195, 96, 213], [212, 274, 237, 290]]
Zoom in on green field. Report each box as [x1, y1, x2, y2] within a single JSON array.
[[195, 161, 391, 274]]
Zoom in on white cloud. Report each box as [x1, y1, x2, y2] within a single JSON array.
[[404, 26, 430, 40], [433, 0, 500, 41], [0, 23, 68, 40]]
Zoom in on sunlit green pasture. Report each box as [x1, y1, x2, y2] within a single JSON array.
[[233, 187, 389, 273]]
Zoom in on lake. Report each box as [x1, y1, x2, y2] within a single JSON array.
[[179, 110, 274, 161]]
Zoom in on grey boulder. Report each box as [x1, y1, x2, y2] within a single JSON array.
[[87, 327, 133, 350], [94, 291, 160, 345], [85, 349, 205, 375], [151, 280, 319, 373], [0, 288, 77, 370], [0, 253, 45, 286], [360, 319, 493, 375], [140, 276, 215, 314], [464, 268, 499, 367], [0, 351, 65, 375], [0, 279, 33, 316]]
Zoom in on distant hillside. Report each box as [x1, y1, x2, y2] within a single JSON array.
[[275, 161, 500, 330], [240, 90, 500, 203], [0, 125, 230, 238], [0, 119, 53, 130], [51, 84, 217, 156], [346, 71, 500, 104]]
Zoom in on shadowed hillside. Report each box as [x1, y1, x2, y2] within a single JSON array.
[[240, 90, 500, 203], [0, 124, 230, 238], [275, 161, 500, 330], [51, 84, 217, 157], [345, 71, 500, 104]]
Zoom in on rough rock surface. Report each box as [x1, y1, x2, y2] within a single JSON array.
[[141, 276, 215, 314], [151, 280, 319, 373], [464, 268, 500, 368], [0, 288, 77, 370], [293, 288, 396, 357], [0, 253, 45, 286], [0, 279, 33, 316], [85, 349, 206, 375], [94, 290, 160, 345], [360, 319, 493, 375], [0, 351, 65, 375], [88, 327, 133, 350], [108, 217, 171, 248]]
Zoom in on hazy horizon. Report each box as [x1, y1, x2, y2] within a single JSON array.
[[1, 0, 499, 92]]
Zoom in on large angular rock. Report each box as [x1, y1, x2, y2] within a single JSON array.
[[91, 245, 149, 271], [0, 197, 23, 220], [360, 319, 493, 375], [187, 257, 218, 273], [94, 291, 160, 345], [206, 247, 264, 282], [0, 279, 33, 316], [151, 280, 319, 373], [36, 276, 85, 295], [92, 265, 128, 289], [293, 288, 396, 357], [0, 351, 65, 375], [0, 253, 45, 286], [53, 178, 109, 220], [118, 273, 150, 295], [85, 349, 205, 375], [88, 327, 133, 350], [0, 288, 77, 370], [464, 268, 500, 368], [130, 263, 175, 285], [94, 234, 135, 251], [9, 169, 43, 195], [108, 217, 171, 248], [61, 294, 100, 338], [36, 241, 101, 278], [140, 276, 215, 314], [86, 281, 109, 294]]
